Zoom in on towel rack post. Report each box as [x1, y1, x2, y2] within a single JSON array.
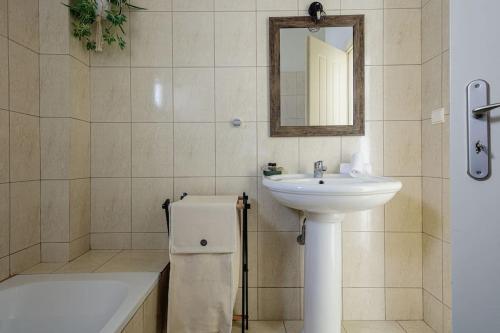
[[242, 192, 250, 332]]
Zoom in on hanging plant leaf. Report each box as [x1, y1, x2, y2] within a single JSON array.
[[64, 0, 145, 52]]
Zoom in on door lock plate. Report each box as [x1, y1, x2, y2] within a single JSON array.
[[467, 79, 490, 180]]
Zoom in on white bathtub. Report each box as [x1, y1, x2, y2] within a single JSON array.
[[0, 272, 159, 333]]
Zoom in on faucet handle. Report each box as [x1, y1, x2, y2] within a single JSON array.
[[314, 160, 327, 171]]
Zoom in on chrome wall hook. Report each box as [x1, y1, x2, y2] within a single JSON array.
[[308, 2, 325, 24]]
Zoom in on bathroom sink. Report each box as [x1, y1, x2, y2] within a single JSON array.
[[263, 173, 402, 214], [262, 173, 402, 333]]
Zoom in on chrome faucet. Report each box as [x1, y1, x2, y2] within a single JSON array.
[[314, 161, 327, 178]]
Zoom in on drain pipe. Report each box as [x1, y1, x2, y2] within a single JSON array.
[[297, 218, 306, 245]]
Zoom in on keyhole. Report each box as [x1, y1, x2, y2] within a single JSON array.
[[475, 141, 487, 154]]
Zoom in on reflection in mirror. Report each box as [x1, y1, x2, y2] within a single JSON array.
[[280, 27, 354, 127]]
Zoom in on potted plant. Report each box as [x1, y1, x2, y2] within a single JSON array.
[[65, 0, 145, 52]]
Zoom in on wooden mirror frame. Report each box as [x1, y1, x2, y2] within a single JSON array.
[[269, 15, 365, 137]]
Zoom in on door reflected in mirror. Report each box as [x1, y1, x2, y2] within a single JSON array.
[[280, 27, 354, 127]]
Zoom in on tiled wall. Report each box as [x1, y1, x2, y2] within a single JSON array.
[[88, 0, 424, 321], [281, 71, 306, 126], [38, 0, 91, 263], [0, 0, 42, 279], [421, 0, 451, 332]]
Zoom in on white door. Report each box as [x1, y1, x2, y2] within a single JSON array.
[[307, 36, 348, 126], [451, 1, 500, 331]]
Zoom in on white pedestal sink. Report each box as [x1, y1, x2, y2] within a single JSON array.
[[263, 174, 402, 333]]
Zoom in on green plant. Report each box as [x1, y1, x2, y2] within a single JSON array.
[[64, 0, 145, 51]]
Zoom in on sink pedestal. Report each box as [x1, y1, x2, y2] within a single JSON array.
[[303, 213, 344, 333]]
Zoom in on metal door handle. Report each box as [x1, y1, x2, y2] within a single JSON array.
[[473, 103, 500, 117]]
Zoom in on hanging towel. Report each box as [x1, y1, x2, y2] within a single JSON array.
[[167, 195, 240, 333]]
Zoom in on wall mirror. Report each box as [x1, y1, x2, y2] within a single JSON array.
[[269, 14, 365, 136]]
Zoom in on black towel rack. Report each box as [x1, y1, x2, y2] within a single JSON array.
[[161, 192, 251, 332]]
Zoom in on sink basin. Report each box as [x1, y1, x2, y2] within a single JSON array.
[[263, 173, 402, 214], [262, 173, 402, 333]]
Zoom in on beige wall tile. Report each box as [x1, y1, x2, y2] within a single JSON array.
[[258, 232, 301, 287], [173, 68, 214, 122], [0, 109, 8, 183], [55, 250, 119, 273], [258, 288, 302, 320], [70, 119, 90, 179], [385, 177, 422, 232], [442, 0, 449, 51], [422, 0, 442, 62], [342, 121, 384, 175], [385, 233, 422, 287], [0, 0, 6, 37], [132, 178, 172, 232], [422, 121, 442, 179], [0, 256, 9, 281], [132, 233, 168, 250], [423, 177, 442, 239], [384, 65, 421, 120], [344, 321, 404, 332], [0, 183, 8, 257], [442, 116, 449, 178], [215, 177, 258, 231], [0, 37, 8, 110], [215, 67, 257, 122], [91, 68, 131, 122], [343, 232, 385, 287], [91, 178, 131, 233], [422, 56, 442, 119], [258, 179, 300, 231], [132, 0, 172, 11], [384, 0, 421, 8], [399, 321, 435, 333], [131, 12, 172, 67], [70, 178, 90, 241], [69, 234, 90, 260], [41, 242, 69, 263], [443, 305, 452, 333], [131, 68, 173, 122], [343, 206, 384, 232], [173, 0, 213, 11], [283, 321, 303, 333], [342, 0, 383, 9], [9, 42, 39, 116], [91, 233, 132, 250], [299, 137, 341, 174], [342, 10, 383, 66], [257, 66, 269, 121], [41, 118, 70, 179], [384, 9, 421, 65], [256, 0, 298, 10], [216, 0, 257, 11], [173, 12, 214, 66], [258, 122, 299, 173], [10, 113, 40, 182], [69, 28, 90, 66], [173, 123, 215, 177], [132, 123, 173, 177], [443, 242, 451, 307], [423, 290, 443, 333], [123, 305, 143, 333], [39, 0, 69, 54], [215, 12, 256, 66], [216, 122, 257, 176], [91, 123, 131, 178], [10, 244, 40, 274], [96, 250, 168, 272], [386, 288, 423, 320], [343, 288, 385, 320], [41, 180, 69, 242], [384, 121, 421, 176], [40, 55, 70, 118], [365, 66, 383, 120], [8, 0, 39, 51], [10, 181, 40, 253], [423, 234, 443, 300], [173, 177, 215, 198], [70, 58, 90, 121]]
